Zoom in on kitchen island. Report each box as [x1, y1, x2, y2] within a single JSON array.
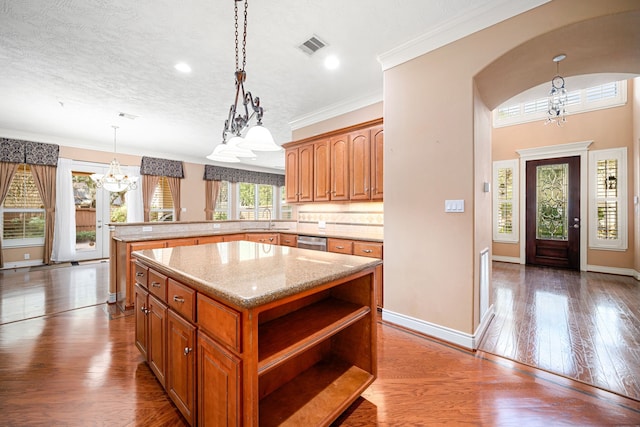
[[132, 241, 380, 426]]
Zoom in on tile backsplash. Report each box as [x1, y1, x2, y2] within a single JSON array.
[[296, 202, 383, 235]]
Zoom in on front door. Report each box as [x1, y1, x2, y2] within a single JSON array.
[[525, 156, 580, 270]]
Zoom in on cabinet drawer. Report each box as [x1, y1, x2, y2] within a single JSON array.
[[197, 294, 242, 353], [134, 262, 148, 287], [279, 233, 297, 247], [148, 269, 168, 302], [353, 241, 383, 258], [168, 279, 196, 322], [327, 238, 353, 254]]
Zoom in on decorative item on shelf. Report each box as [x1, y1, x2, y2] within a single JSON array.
[[206, 0, 281, 163], [545, 53, 568, 126], [90, 126, 138, 192]]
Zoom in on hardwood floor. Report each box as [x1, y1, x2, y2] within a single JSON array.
[[1, 262, 639, 425], [480, 262, 640, 401]]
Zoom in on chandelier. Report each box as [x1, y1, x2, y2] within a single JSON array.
[[546, 53, 568, 126], [90, 126, 138, 192], [207, 0, 281, 163]]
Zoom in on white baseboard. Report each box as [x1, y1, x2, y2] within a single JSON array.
[[381, 305, 495, 350], [587, 264, 640, 281], [2, 259, 44, 269], [492, 256, 521, 264]]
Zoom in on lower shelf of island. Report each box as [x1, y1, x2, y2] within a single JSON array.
[[259, 358, 374, 427]]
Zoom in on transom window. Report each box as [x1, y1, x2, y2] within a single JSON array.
[[1, 164, 45, 246]]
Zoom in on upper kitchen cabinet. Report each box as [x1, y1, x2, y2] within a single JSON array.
[[284, 144, 314, 203], [283, 118, 383, 204]]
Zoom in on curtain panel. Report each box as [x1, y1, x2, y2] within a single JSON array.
[[204, 180, 221, 221], [30, 165, 56, 265], [0, 138, 59, 166], [142, 175, 160, 222], [0, 162, 19, 267], [166, 176, 181, 222], [140, 156, 184, 178], [203, 165, 284, 187]]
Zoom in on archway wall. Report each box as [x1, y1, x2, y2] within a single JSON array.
[[383, 0, 640, 340]]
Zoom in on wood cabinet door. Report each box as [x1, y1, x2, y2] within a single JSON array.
[[148, 294, 167, 388], [134, 284, 149, 360], [314, 139, 331, 201], [284, 148, 299, 203], [298, 144, 314, 202], [197, 331, 241, 427], [370, 125, 384, 200], [330, 135, 349, 201], [349, 129, 371, 200], [167, 310, 197, 425]]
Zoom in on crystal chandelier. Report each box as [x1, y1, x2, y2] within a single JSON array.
[[207, 0, 281, 163], [90, 126, 138, 192], [546, 54, 568, 126]]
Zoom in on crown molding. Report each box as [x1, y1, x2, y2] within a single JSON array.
[[377, 0, 550, 71], [288, 91, 383, 131]]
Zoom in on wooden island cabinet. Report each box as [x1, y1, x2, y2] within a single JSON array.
[[132, 241, 380, 426]]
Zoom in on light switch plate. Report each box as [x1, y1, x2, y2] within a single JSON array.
[[318, 220, 326, 229], [445, 200, 464, 213], [142, 226, 152, 232]]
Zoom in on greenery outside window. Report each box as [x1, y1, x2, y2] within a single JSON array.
[[150, 176, 174, 222], [214, 181, 230, 220], [1, 164, 45, 247], [238, 183, 274, 220], [492, 159, 519, 242], [280, 186, 292, 220], [589, 148, 627, 250]]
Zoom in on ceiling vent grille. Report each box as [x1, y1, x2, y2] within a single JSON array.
[[298, 35, 327, 55]]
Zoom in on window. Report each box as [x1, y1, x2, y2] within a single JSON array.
[[589, 148, 627, 250], [214, 181, 230, 220], [494, 80, 627, 128], [149, 176, 174, 222], [280, 186, 293, 220], [492, 159, 519, 242], [1, 164, 45, 247], [238, 183, 274, 220]]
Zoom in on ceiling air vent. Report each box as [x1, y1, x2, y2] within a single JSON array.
[[118, 112, 138, 120], [298, 35, 327, 56]]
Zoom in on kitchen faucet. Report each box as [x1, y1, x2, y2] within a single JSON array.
[[261, 207, 272, 230]]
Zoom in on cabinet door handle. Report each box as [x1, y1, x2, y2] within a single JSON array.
[[151, 282, 161, 288], [136, 272, 144, 277], [362, 249, 373, 253], [336, 246, 344, 249], [183, 347, 192, 356], [269, 237, 274, 242], [173, 296, 185, 303]]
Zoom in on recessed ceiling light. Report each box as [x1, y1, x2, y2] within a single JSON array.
[[324, 55, 339, 70], [175, 62, 192, 73]]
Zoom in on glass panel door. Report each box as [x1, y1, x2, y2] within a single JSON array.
[[535, 163, 568, 240]]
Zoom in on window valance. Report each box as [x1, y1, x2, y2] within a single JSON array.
[[203, 165, 284, 187], [140, 156, 184, 178], [0, 138, 59, 166]]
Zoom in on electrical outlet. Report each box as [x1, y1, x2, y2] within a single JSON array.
[[142, 226, 152, 232], [318, 220, 326, 229], [24, 253, 30, 260]]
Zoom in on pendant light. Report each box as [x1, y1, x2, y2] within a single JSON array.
[[545, 54, 568, 126]]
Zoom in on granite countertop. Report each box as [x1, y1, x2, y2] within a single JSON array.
[[132, 241, 381, 310], [114, 227, 383, 243]]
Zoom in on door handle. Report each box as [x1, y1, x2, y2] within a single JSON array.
[[574, 217, 580, 222], [573, 224, 580, 228]]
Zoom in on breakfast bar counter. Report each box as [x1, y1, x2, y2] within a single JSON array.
[[132, 241, 380, 426]]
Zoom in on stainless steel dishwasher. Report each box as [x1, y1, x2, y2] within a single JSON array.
[[296, 235, 327, 251]]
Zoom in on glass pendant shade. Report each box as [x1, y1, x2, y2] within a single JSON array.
[[239, 125, 281, 152], [225, 136, 256, 158], [206, 144, 241, 163]]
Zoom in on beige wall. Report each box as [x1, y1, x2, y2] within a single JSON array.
[[291, 102, 383, 141], [492, 85, 636, 269], [634, 78, 640, 275], [384, 0, 640, 339]]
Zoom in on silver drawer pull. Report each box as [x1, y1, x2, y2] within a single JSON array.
[[173, 296, 185, 303], [362, 249, 373, 253], [336, 246, 344, 249], [183, 347, 192, 356], [136, 272, 144, 277], [151, 282, 161, 288]]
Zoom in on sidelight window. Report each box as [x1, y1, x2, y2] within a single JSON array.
[[589, 148, 627, 250], [492, 159, 519, 242]]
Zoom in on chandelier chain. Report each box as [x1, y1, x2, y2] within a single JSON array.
[[233, 0, 248, 71], [242, 0, 247, 70], [234, 1, 239, 70]]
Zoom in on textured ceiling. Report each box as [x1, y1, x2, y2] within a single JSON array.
[[0, 0, 544, 171]]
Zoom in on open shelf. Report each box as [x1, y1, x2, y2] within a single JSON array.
[[259, 358, 374, 427], [258, 298, 370, 375]]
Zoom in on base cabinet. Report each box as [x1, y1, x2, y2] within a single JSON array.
[[198, 331, 242, 426], [135, 283, 168, 388], [167, 310, 197, 425]]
